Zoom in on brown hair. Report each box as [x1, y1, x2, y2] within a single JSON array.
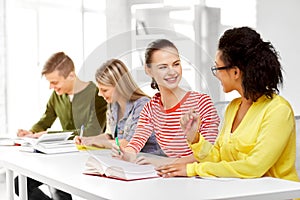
[[42, 52, 75, 78], [95, 59, 149, 101], [144, 39, 179, 90]]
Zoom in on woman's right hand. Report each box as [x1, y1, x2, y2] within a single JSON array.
[[75, 135, 103, 147], [111, 143, 125, 159], [111, 144, 137, 162], [180, 109, 201, 144]]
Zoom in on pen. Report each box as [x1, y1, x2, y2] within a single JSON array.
[[79, 125, 84, 138], [115, 137, 121, 155]]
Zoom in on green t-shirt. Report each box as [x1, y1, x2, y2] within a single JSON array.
[[30, 82, 107, 137]]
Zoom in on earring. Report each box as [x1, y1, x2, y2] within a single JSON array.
[[151, 78, 158, 90]]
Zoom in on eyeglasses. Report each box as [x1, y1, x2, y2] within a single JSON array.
[[211, 65, 232, 76]]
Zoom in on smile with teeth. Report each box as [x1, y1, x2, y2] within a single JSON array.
[[165, 76, 178, 83]]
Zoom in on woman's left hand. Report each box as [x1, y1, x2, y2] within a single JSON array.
[[156, 163, 187, 177]]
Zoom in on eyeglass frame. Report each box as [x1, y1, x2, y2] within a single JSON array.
[[211, 65, 233, 76]]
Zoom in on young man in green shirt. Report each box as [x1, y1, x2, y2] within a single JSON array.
[[15, 52, 107, 200]]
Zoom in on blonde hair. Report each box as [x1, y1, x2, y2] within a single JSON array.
[[95, 59, 149, 101]]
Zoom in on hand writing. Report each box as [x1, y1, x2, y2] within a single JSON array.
[[111, 143, 124, 159]]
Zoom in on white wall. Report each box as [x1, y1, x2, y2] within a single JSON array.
[[2, 0, 300, 136], [257, 0, 300, 115]]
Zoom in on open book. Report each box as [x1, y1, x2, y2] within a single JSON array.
[[20, 132, 78, 154], [83, 154, 159, 181]]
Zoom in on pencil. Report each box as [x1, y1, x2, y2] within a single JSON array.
[[115, 137, 121, 155]]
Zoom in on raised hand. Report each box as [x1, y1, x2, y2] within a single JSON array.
[[180, 109, 201, 144]]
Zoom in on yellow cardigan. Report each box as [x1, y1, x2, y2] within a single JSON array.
[[187, 94, 299, 182]]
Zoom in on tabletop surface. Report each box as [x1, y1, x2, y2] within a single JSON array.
[[1, 146, 300, 200]]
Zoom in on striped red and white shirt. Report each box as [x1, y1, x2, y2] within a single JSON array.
[[127, 91, 220, 158]]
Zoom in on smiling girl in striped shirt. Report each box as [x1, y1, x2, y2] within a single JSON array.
[[112, 39, 220, 165]]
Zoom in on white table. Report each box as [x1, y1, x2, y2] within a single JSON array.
[[1, 146, 300, 200]]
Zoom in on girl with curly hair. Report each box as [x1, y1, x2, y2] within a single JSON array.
[[157, 27, 299, 183]]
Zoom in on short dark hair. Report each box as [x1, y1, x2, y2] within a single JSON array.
[[218, 26, 283, 101], [42, 52, 75, 78]]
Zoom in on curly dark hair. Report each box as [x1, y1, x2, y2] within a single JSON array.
[[218, 26, 283, 101]]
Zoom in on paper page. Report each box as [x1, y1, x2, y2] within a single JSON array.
[[22, 132, 73, 145], [36, 132, 73, 143], [91, 155, 158, 180], [38, 140, 75, 149], [84, 156, 105, 175]]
